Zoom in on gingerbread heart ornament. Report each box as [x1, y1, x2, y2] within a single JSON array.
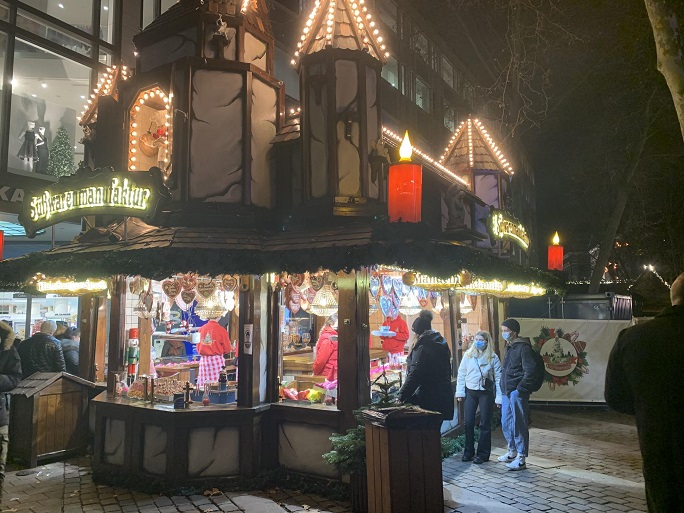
[[379, 295, 392, 318], [222, 275, 238, 292], [370, 276, 380, 298], [162, 280, 181, 300], [289, 299, 301, 314], [290, 274, 304, 287], [181, 290, 196, 304], [181, 273, 197, 291], [381, 275, 393, 296], [310, 275, 324, 291], [196, 280, 217, 299]]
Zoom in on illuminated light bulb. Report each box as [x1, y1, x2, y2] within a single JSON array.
[[150, 91, 156, 97], [132, 131, 138, 136], [131, 148, 137, 153], [134, 106, 140, 111], [131, 140, 137, 145], [130, 156, 136, 162], [399, 131, 413, 161], [130, 165, 136, 170]]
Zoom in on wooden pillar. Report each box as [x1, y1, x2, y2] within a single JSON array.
[[447, 290, 463, 426], [106, 275, 127, 393], [138, 316, 153, 378], [265, 282, 280, 404], [488, 295, 502, 357], [78, 293, 100, 381], [237, 275, 263, 408], [338, 269, 371, 430], [94, 297, 108, 382]]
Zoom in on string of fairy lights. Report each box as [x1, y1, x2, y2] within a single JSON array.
[[78, 65, 130, 124], [128, 88, 172, 171]]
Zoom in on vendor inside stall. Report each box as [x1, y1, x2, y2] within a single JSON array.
[[312, 314, 338, 381], [197, 315, 232, 387]]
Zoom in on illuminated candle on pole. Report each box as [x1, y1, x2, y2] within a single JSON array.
[[548, 231, 564, 271], [388, 131, 423, 223]]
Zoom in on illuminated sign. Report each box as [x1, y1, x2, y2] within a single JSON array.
[[488, 209, 530, 250], [412, 272, 545, 297], [19, 167, 169, 237], [36, 278, 108, 295]]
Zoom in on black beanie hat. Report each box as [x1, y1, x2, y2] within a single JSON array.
[[501, 318, 521, 334], [412, 310, 433, 334]]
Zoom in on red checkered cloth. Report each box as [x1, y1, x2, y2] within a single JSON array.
[[196, 354, 225, 387]]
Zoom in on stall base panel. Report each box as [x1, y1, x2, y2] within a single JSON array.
[[103, 418, 126, 466], [188, 427, 240, 477], [278, 423, 337, 478], [142, 425, 168, 475]]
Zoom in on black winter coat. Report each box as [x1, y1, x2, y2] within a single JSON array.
[[61, 338, 80, 375], [18, 333, 66, 379], [398, 331, 454, 420], [500, 337, 537, 396], [0, 321, 23, 427], [605, 305, 684, 513]]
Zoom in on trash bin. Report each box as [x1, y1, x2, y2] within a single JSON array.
[[362, 407, 444, 513]]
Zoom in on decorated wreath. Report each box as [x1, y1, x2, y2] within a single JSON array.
[[532, 326, 589, 390]]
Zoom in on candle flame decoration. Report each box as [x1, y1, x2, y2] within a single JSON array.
[[552, 231, 560, 245], [399, 131, 413, 161]]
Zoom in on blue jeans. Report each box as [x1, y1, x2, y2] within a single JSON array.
[[501, 390, 529, 457]]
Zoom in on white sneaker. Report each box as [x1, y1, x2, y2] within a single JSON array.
[[497, 451, 517, 462], [506, 456, 526, 471]]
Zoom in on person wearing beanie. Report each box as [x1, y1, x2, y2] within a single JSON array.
[[397, 310, 454, 420], [18, 320, 66, 379], [498, 317, 537, 471], [0, 321, 21, 486]]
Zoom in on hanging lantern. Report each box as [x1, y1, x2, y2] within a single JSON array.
[[309, 284, 338, 317], [398, 290, 422, 316], [388, 131, 422, 223], [195, 292, 227, 320], [548, 231, 564, 271]]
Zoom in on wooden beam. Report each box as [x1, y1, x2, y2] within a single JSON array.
[[77, 293, 99, 381], [138, 316, 153, 379], [106, 276, 127, 393], [94, 297, 108, 382]]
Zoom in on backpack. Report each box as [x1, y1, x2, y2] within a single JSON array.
[[530, 349, 546, 392]]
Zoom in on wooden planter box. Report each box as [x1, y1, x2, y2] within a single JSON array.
[[9, 372, 98, 467]]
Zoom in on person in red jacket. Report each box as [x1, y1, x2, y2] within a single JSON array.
[[197, 317, 232, 387], [379, 314, 409, 356], [313, 314, 338, 381]]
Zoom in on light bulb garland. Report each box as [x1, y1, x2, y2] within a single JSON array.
[[78, 65, 130, 125], [292, 0, 389, 67], [128, 88, 172, 172], [439, 117, 514, 175]]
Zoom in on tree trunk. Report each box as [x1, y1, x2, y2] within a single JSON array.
[[644, 0, 684, 142], [588, 92, 657, 293]]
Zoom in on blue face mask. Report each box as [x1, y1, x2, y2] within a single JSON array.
[[474, 340, 486, 350], [502, 331, 512, 341]]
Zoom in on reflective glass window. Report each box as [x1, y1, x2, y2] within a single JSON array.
[[443, 100, 455, 132], [376, 0, 398, 34], [0, 33, 6, 143], [415, 75, 430, 112], [442, 56, 454, 89], [412, 30, 430, 65], [21, 0, 94, 34], [17, 9, 93, 57], [381, 56, 399, 89], [8, 39, 90, 178], [100, 0, 116, 43]]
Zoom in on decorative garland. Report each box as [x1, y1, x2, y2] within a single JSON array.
[[532, 326, 589, 389]]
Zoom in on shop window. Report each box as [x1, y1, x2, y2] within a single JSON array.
[[411, 29, 430, 65], [415, 75, 431, 113], [279, 272, 339, 408], [442, 56, 455, 90], [0, 2, 8, 21], [99, 47, 113, 66], [127, 87, 172, 176], [100, 0, 117, 43], [443, 101, 455, 132], [17, 9, 93, 57], [381, 56, 400, 90], [8, 39, 90, 178], [142, 0, 155, 29], [463, 81, 475, 108], [376, 0, 398, 34], [21, 0, 94, 34]]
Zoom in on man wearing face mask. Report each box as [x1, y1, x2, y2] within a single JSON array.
[[498, 318, 537, 471]]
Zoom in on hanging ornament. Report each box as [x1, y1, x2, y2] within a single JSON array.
[[379, 295, 393, 318], [290, 273, 304, 288], [129, 276, 142, 295], [467, 295, 478, 311], [432, 294, 444, 314], [414, 287, 429, 308], [224, 291, 236, 312], [196, 279, 217, 299], [309, 284, 338, 317], [181, 273, 197, 291], [370, 275, 380, 298], [429, 291, 439, 309], [309, 274, 324, 291], [222, 275, 238, 292], [195, 294, 227, 320], [402, 272, 416, 286], [369, 292, 379, 315], [460, 271, 472, 287], [392, 277, 404, 298], [162, 279, 181, 300], [381, 275, 393, 296], [399, 290, 422, 316]]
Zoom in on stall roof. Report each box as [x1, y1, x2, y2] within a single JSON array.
[[12, 372, 96, 398], [0, 221, 563, 295]]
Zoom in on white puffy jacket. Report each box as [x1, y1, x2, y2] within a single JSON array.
[[455, 352, 503, 404]]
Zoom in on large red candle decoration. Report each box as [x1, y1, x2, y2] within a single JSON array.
[[388, 131, 422, 223], [547, 231, 563, 271]]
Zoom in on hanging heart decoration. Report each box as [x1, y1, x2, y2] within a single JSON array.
[[370, 276, 380, 298], [290, 273, 304, 288], [196, 280, 217, 299], [381, 275, 393, 295], [181, 290, 196, 305], [289, 299, 301, 314], [310, 275, 324, 291], [429, 291, 439, 308], [306, 287, 317, 304], [222, 275, 238, 292], [129, 276, 141, 295], [181, 273, 197, 291], [392, 278, 404, 298], [415, 287, 429, 308], [467, 295, 478, 310], [379, 295, 393, 318], [162, 279, 182, 300], [389, 300, 399, 320]]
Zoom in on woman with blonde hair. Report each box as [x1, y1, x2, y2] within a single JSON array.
[[455, 330, 502, 463]]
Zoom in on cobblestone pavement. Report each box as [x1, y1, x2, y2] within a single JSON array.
[[442, 406, 647, 513], [0, 407, 646, 513]]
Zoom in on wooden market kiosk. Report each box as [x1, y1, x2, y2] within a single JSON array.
[[0, 0, 561, 488]]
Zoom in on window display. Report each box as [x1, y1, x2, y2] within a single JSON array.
[[128, 87, 172, 175]]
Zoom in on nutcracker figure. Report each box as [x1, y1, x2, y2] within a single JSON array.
[[127, 328, 140, 383]]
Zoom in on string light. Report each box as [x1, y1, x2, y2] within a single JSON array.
[[292, 0, 389, 66], [439, 117, 514, 175], [78, 65, 129, 124], [241, 0, 250, 13]]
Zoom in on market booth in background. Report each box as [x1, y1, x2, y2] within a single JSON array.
[[0, 0, 562, 488]]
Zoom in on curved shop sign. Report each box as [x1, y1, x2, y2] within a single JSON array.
[[19, 167, 170, 238], [487, 209, 530, 250]]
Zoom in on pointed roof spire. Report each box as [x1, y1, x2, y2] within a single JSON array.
[[292, 0, 389, 66], [78, 64, 130, 126], [439, 118, 514, 175]]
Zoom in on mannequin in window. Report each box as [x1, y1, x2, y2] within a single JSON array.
[[17, 121, 38, 163], [35, 127, 49, 174]]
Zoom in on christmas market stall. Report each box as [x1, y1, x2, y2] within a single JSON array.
[[0, 0, 562, 488]]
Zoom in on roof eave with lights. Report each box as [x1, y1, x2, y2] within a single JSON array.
[[78, 65, 130, 126]]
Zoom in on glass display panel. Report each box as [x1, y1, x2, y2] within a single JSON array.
[[21, 0, 94, 34], [442, 56, 454, 89], [8, 39, 90, 177], [100, 0, 116, 43], [381, 55, 399, 89], [376, 0, 398, 34], [415, 75, 430, 112], [17, 9, 93, 57]]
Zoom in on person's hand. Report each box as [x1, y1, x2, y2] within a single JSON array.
[[496, 403, 501, 409], [456, 397, 463, 403]]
